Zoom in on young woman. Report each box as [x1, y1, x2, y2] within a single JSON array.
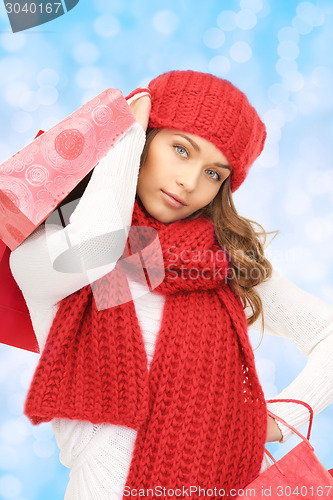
[[10, 70, 333, 499]]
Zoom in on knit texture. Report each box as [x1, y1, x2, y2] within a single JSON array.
[[148, 70, 267, 192], [24, 196, 267, 497]]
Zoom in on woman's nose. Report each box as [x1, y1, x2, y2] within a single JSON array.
[[176, 166, 201, 192]]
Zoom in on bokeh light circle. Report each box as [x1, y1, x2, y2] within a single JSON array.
[[285, 188, 311, 216], [282, 71, 304, 92], [0, 58, 24, 86], [235, 9, 257, 30], [32, 424, 54, 441], [294, 89, 319, 114], [203, 28, 225, 49], [276, 59, 298, 77], [257, 144, 279, 168], [37, 86, 59, 106], [73, 43, 100, 65], [94, 15, 121, 38], [217, 10, 237, 31], [268, 84, 290, 104], [19, 367, 35, 390], [306, 170, 333, 196], [277, 101, 298, 122], [278, 27, 300, 43], [208, 56, 231, 76], [7, 393, 25, 416], [305, 217, 332, 244], [11, 112, 33, 134], [230, 42, 252, 63], [264, 108, 286, 129], [0, 418, 31, 446], [312, 66, 332, 88], [1, 33, 26, 52], [265, 128, 282, 144], [277, 41, 300, 61], [240, 0, 263, 13], [37, 69, 59, 87], [5, 82, 30, 108], [296, 2, 325, 27], [75, 66, 104, 90], [18, 91, 39, 113], [292, 16, 313, 35], [152, 10, 179, 35], [32, 440, 56, 459]]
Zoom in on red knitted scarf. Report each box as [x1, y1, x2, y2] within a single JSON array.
[[24, 197, 267, 497]]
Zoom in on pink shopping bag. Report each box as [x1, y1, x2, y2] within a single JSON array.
[[0, 88, 136, 251]]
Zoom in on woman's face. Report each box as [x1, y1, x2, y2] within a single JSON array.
[[136, 129, 231, 224]]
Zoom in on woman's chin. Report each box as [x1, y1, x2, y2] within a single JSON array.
[[136, 193, 190, 224]]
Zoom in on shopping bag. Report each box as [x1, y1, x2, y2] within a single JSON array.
[[239, 399, 333, 499], [0, 87, 150, 352], [0, 87, 136, 250]]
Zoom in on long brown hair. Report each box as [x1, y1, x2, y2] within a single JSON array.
[[140, 128, 279, 337]]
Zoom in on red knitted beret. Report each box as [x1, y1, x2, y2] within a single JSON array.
[[148, 70, 266, 192]]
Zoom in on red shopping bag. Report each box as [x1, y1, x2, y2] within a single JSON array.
[[0, 239, 39, 352], [239, 399, 333, 499]]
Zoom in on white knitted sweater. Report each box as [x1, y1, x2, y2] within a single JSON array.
[[10, 122, 333, 500]]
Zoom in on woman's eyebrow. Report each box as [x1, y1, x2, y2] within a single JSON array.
[[173, 133, 231, 170], [174, 133, 201, 152], [214, 163, 231, 171]]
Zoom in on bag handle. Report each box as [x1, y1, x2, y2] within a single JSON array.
[[264, 399, 314, 470], [266, 398, 313, 440], [125, 87, 151, 104]]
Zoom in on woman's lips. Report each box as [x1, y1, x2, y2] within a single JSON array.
[[161, 190, 186, 209]]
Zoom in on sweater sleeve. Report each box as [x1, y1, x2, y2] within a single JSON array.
[[248, 268, 333, 442], [9, 121, 146, 306]]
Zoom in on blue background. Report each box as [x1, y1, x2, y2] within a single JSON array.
[[0, 1, 333, 498]]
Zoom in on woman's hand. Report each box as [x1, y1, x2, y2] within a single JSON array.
[[129, 95, 151, 132], [266, 415, 283, 442]]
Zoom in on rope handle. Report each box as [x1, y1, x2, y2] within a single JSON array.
[[125, 87, 151, 104], [264, 398, 315, 470], [266, 398, 313, 440]]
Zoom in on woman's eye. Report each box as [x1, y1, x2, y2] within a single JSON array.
[[174, 145, 188, 158], [206, 169, 221, 181], [172, 145, 221, 181]]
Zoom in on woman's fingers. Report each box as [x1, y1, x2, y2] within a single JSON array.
[[129, 95, 151, 132], [266, 415, 283, 442]]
